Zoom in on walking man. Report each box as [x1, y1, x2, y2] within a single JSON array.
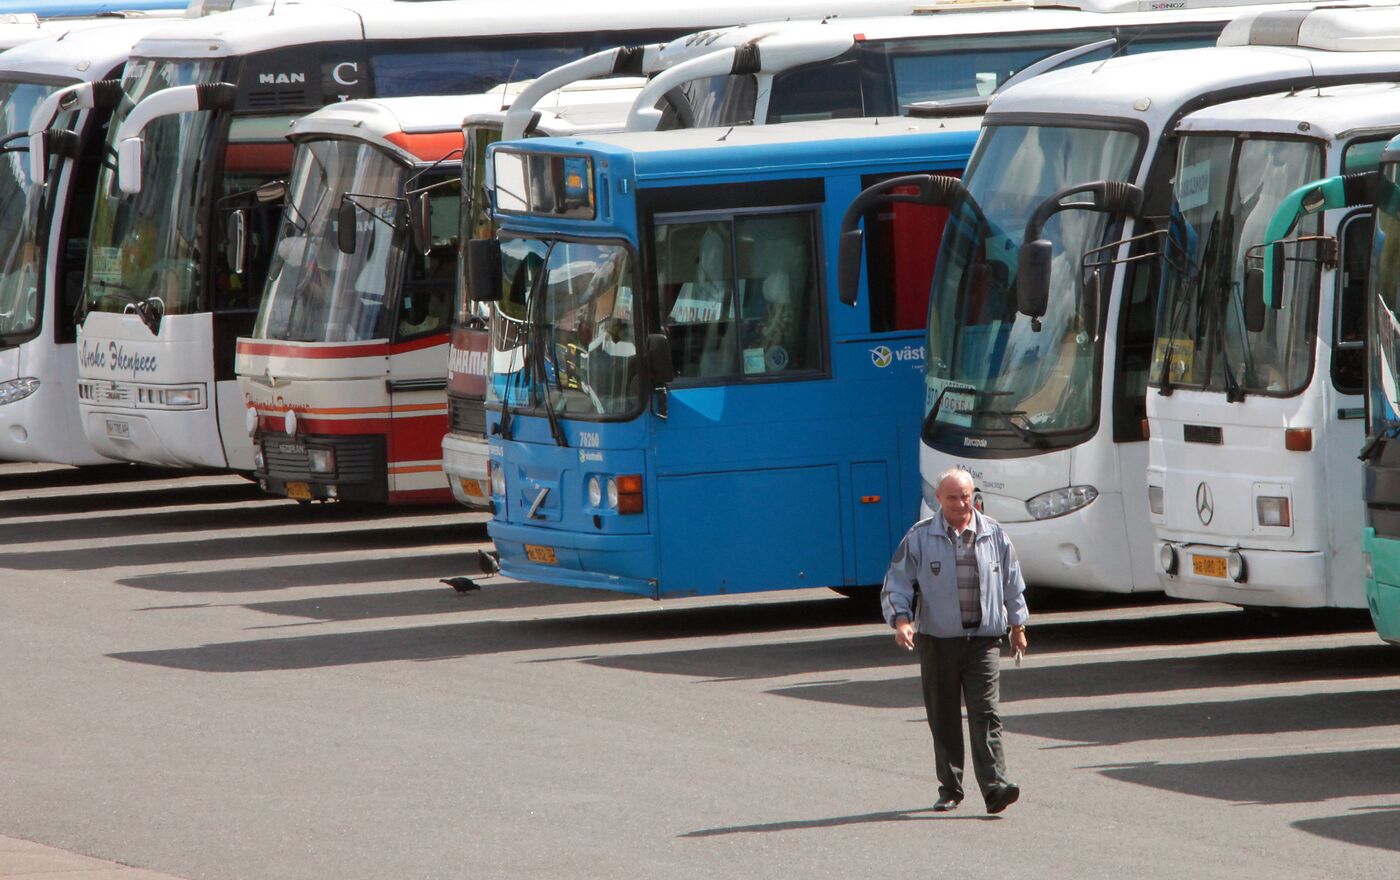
[[881, 467, 1029, 814]]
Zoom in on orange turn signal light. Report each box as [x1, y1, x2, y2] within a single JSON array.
[[1284, 428, 1313, 452], [616, 474, 643, 494], [1141, 418, 1151, 440]]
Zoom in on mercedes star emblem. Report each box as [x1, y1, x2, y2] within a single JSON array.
[[1195, 481, 1215, 526]]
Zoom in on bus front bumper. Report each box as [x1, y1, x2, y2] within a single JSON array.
[[1158, 543, 1329, 608], [442, 431, 491, 510], [256, 432, 387, 504], [488, 519, 657, 598], [1364, 530, 1400, 645]]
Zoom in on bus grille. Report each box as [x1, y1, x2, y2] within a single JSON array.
[[260, 432, 383, 484], [449, 396, 486, 437]]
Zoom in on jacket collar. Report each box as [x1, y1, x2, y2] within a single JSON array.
[[933, 509, 990, 540]]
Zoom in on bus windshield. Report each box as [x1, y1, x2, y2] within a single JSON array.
[[0, 79, 65, 343], [84, 58, 226, 317], [1151, 135, 1323, 397], [489, 237, 639, 418], [1372, 161, 1400, 435], [255, 140, 412, 343], [924, 122, 1140, 443]]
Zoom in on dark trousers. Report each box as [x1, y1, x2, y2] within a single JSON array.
[[916, 634, 1007, 804]]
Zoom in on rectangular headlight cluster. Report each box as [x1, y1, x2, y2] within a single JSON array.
[[134, 385, 205, 410], [1256, 495, 1291, 528]]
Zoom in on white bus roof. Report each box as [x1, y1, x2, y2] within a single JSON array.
[[540, 112, 981, 156], [1175, 81, 1400, 140], [985, 7, 1400, 131], [289, 79, 647, 161], [646, 0, 1372, 72], [126, 0, 956, 59], [0, 17, 171, 80]]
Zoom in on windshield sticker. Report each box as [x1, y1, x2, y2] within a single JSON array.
[[1151, 337, 1195, 384], [926, 376, 975, 427], [743, 347, 766, 375], [91, 247, 122, 285], [669, 298, 723, 324], [765, 346, 790, 371], [1178, 160, 1212, 213]]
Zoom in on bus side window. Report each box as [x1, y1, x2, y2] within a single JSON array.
[[1333, 212, 1371, 395], [216, 119, 296, 312], [863, 176, 954, 333], [654, 212, 821, 380], [1113, 226, 1161, 442], [767, 58, 862, 124]]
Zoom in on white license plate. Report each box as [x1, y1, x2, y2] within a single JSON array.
[[105, 418, 130, 439]]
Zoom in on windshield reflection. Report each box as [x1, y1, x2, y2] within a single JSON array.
[[254, 140, 412, 342], [84, 59, 222, 317], [490, 237, 638, 418], [0, 80, 66, 342], [1372, 169, 1400, 436], [925, 123, 1140, 442], [1151, 135, 1322, 397]]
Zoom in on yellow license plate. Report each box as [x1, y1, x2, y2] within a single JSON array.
[[525, 544, 557, 564], [286, 481, 312, 501], [460, 478, 484, 498], [1192, 554, 1227, 578]]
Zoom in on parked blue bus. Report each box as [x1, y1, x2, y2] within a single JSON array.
[[466, 117, 977, 597]]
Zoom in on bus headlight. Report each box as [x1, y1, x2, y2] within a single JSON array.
[[1148, 485, 1164, 516], [307, 447, 336, 475], [489, 461, 506, 497], [0, 377, 39, 405], [587, 475, 602, 508], [1226, 548, 1246, 583], [1026, 485, 1098, 520], [606, 477, 618, 509], [1160, 543, 1178, 576], [252, 446, 265, 471], [245, 405, 260, 437], [1256, 496, 1291, 527]]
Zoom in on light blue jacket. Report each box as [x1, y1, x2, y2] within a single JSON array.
[[880, 510, 1029, 638]]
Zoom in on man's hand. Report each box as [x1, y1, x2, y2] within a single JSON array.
[[1010, 627, 1028, 655], [895, 618, 916, 651]]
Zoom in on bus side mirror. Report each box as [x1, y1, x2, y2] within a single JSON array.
[[336, 199, 357, 255], [1244, 267, 1266, 333], [465, 238, 501, 302], [1017, 239, 1052, 325], [837, 228, 864, 307], [409, 191, 432, 257], [117, 137, 143, 194], [226, 208, 247, 276], [255, 180, 287, 204], [645, 332, 674, 387], [1083, 266, 1102, 341]]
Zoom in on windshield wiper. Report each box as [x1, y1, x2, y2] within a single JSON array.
[[1159, 211, 1220, 396], [529, 284, 568, 448], [971, 406, 1050, 448]]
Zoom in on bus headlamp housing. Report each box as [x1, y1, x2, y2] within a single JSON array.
[[307, 447, 336, 475], [1226, 548, 1246, 583], [0, 377, 39, 405], [489, 461, 506, 498], [1148, 485, 1164, 516], [1159, 542, 1178, 576], [1256, 496, 1291, 527], [1026, 485, 1098, 520], [587, 475, 602, 508]]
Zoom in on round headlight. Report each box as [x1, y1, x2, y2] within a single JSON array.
[[283, 407, 298, 437], [245, 405, 259, 437], [587, 476, 602, 508], [607, 477, 619, 510], [1226, 549, 1246, 583], [1159, 543, 1178, 576]]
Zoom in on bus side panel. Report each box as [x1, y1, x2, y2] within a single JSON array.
[[850, 460, 892, 585], [655, 465, 843, 597]]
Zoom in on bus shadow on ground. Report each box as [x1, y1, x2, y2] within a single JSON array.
[[106, 597, 875, 672], [767, 643, 1397, 709], [121, 553, 491, 595], [0, 480, 268, 519], [584, 609, 1375, 684], [234, 581, 635, 622], [0, 500, 466, 546], [1096, 748, 1400, 806], [0, 463, 199, 492], [1292, 805, 1400, 853], [0, 521, 484, 572]]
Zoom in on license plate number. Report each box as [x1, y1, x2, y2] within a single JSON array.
[[286, 481, 312, 501], [105, 418, 130, 439], [1192, 554, 1227, 578], [525, 544, 557, 564]]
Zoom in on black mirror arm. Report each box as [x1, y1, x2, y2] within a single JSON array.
[[1023, 180, 1145, 246]]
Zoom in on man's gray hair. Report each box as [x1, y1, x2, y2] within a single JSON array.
[[935, 467, 975, 492]]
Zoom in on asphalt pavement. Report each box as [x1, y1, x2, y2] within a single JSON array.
[[1, 462, 1397, 880]]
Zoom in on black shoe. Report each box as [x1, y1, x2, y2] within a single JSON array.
[[932, 797, 960, 812], [985, 784, 1020, 814]]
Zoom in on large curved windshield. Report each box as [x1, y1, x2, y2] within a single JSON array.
[[488, 237, 638, 418], [0, 80, 68, 343], [925, 123, 1140, 443], [1371, 162, 1400, 436], [254, 140, 411, 342], [1151, 135, 1323, 397], [84, 59, 224, 317]]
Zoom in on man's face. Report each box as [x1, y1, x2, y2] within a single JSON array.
[[936, 475, 975, 524]]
